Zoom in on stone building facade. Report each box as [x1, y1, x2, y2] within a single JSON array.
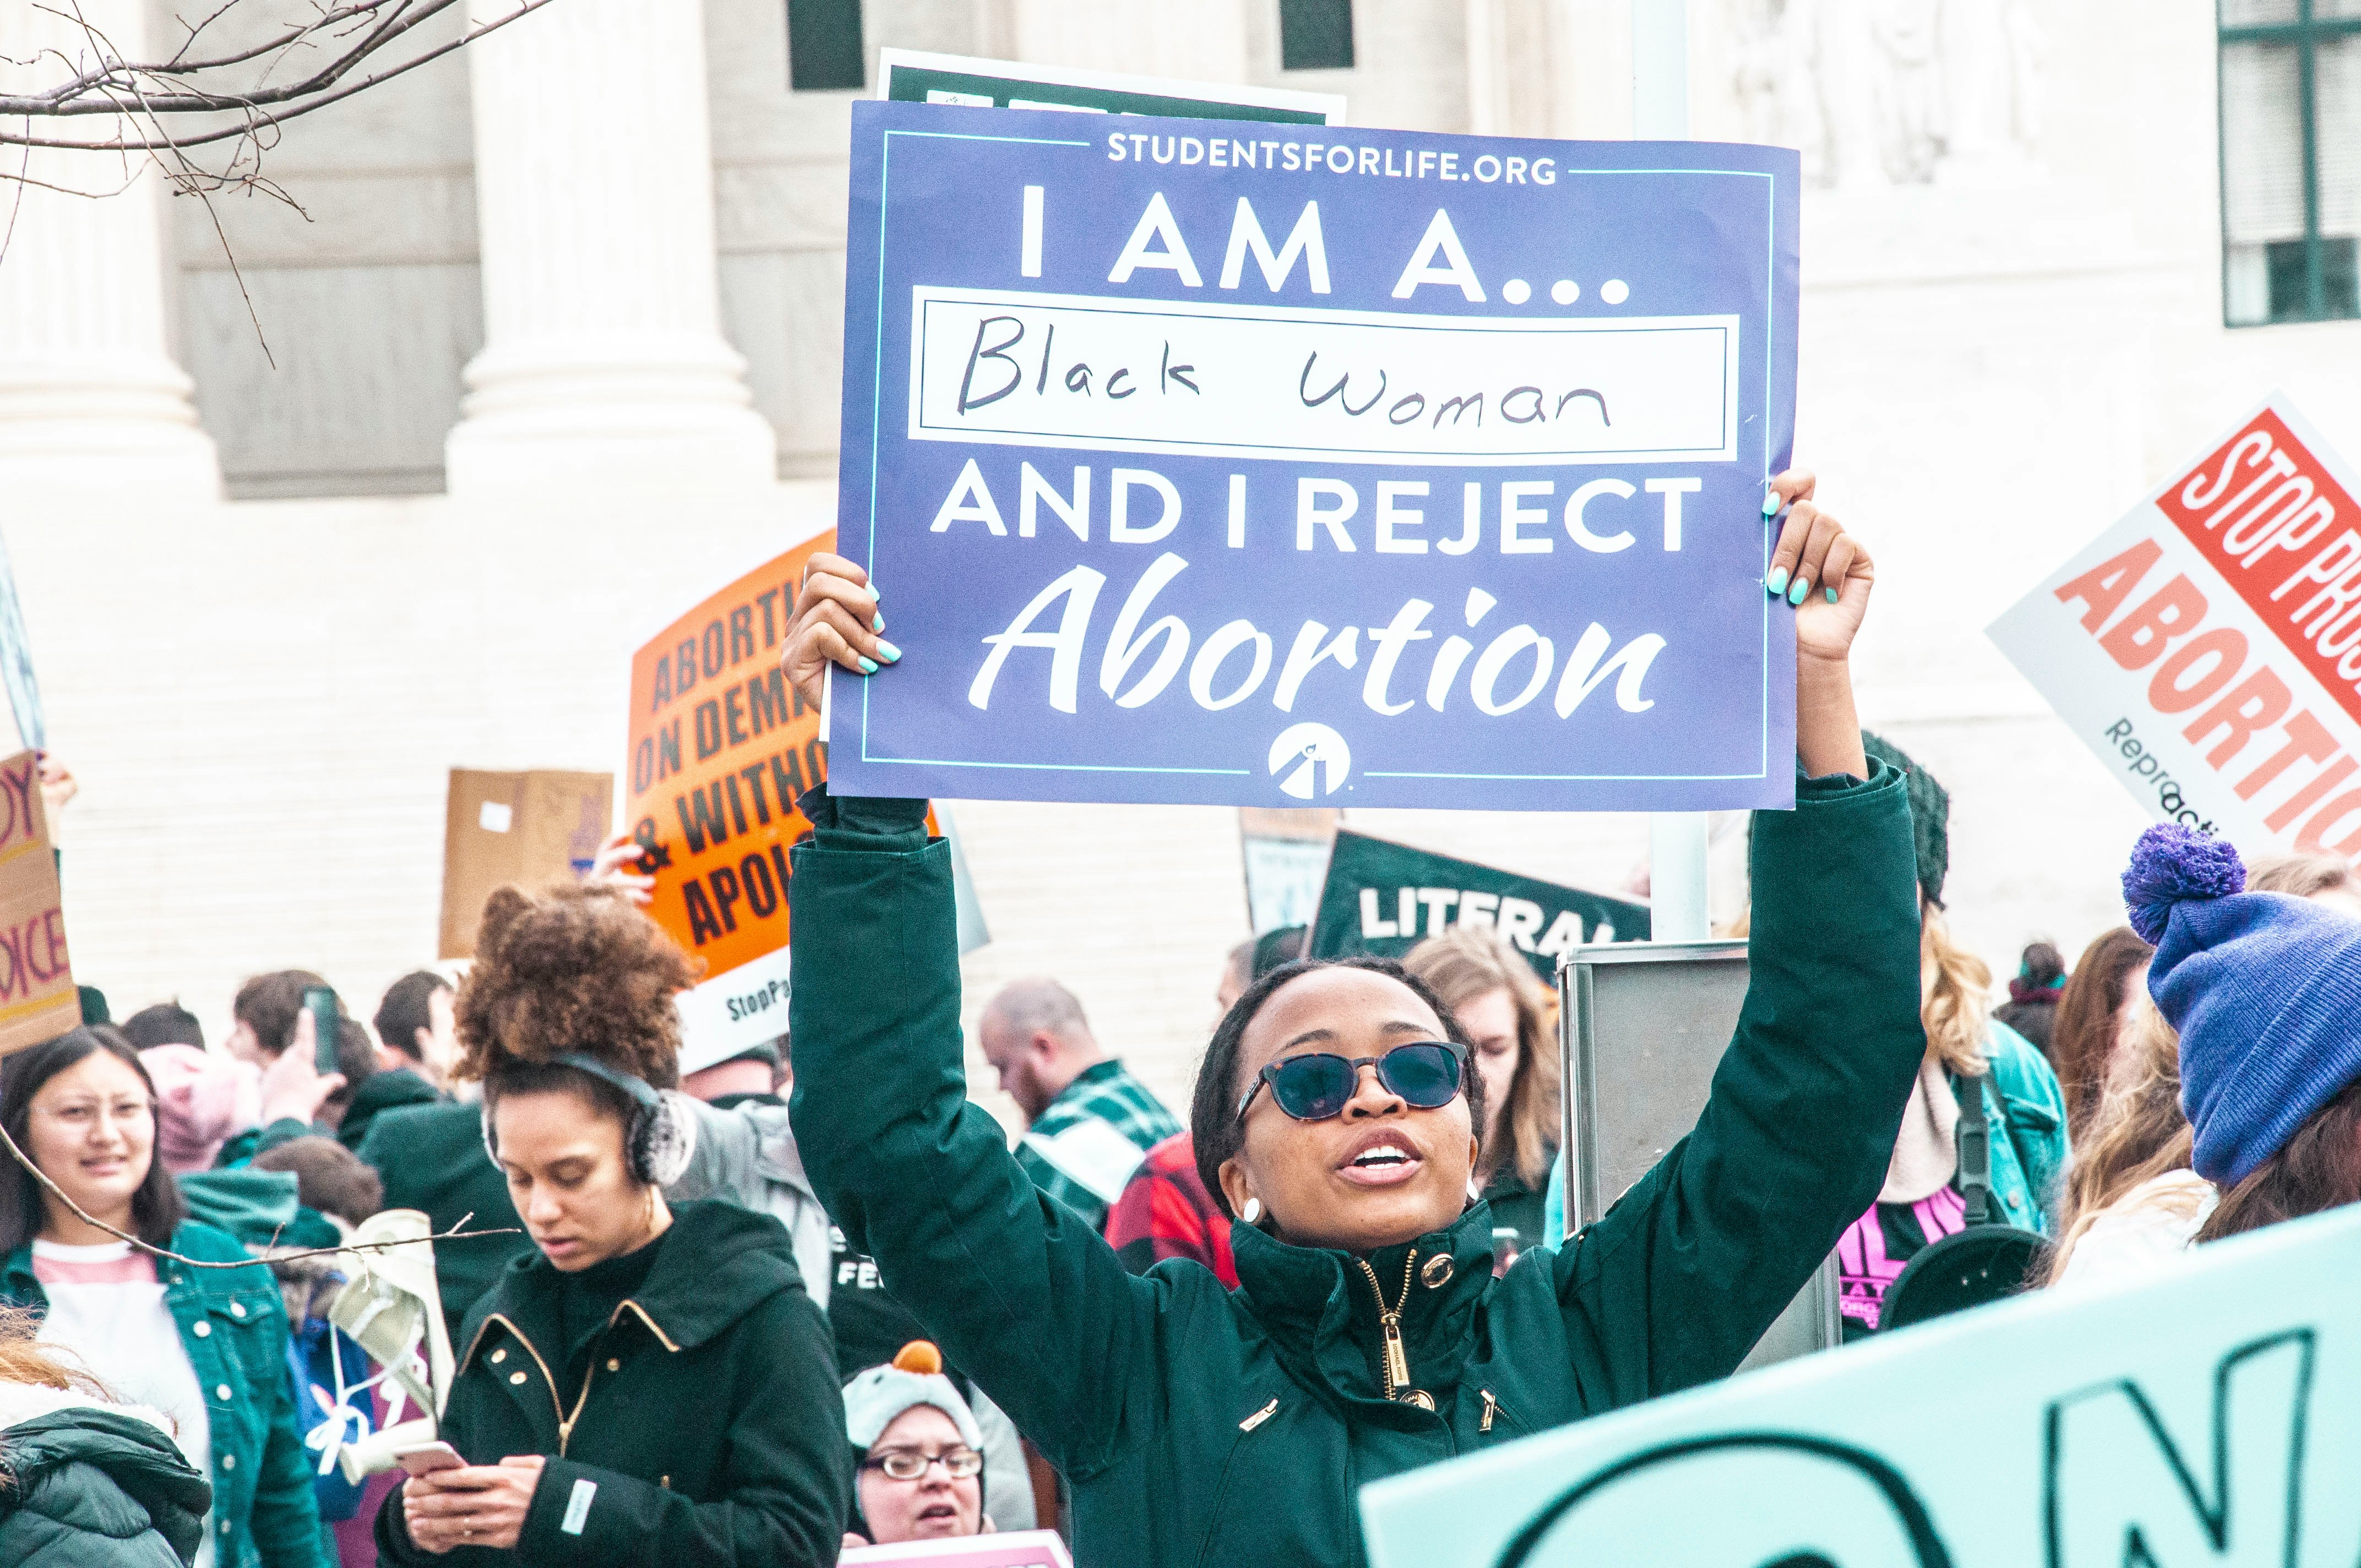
[[0, 0, 2354, 1123]]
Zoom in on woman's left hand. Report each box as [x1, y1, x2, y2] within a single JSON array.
[[403, 1456, 546, 1554], [1763, 470, 1874, 666]]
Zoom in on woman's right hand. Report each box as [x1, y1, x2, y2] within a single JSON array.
[[781, 552, 894, 711]]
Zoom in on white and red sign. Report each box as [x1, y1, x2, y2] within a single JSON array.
[[1990, 398, 2361, 855]]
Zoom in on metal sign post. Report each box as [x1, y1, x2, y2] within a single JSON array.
[[1633, 0, 1710, 943], [1558, 939, 1842, 1368]]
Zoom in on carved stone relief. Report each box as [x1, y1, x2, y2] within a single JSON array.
[[1724, 0, 2046, 188]]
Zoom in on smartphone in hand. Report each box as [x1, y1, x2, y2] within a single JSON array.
[[394, 1441, 466, 1479], [302, 986, 340, 1076]]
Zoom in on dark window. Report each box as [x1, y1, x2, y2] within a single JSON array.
[[1280, 0, 1354, 72], [2218, 0, 2361, 325], [788, 0, 864, 92]]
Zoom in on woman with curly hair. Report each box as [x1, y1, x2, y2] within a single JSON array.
[[374, 884, 846, 1566]]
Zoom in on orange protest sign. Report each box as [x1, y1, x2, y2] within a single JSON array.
[[0, 750, 77, 1056], [628, 534, 833, 1060]]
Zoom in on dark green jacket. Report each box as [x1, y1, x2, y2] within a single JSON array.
[[788, 767, 1924, 1568], [357, 1101, 534, 1329], [175, 1169, 301, 1248], [374, 1197, 848, 1567], [210, 1120, 310, 1172], [335, 1067, 442, 1153], [0, 1399, 212, 1567], [1, 1223, 331, 1568]]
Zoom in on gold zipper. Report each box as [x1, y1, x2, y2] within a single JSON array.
[[1354, 1249, 1426, 1407], [1480, 1389, 1498, 1433]]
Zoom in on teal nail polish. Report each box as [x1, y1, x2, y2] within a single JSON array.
[[1825, 586, 1839, 605], [877, 640, 902, 663], [1760, 489, 1781, 517], [858, 656, 879, 674], [1765, 566, 1789, 595], [1788, 578, 1809, 606], [872, 613, 884, 631]]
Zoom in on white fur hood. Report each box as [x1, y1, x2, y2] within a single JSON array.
[[0, 1379, 175, 1439]]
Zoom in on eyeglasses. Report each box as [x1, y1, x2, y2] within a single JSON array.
[[1235, 1041, 1466, 1124], [863, 1446, 984, 1482]]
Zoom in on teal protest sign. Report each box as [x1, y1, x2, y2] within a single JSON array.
[[1357, 1204, 2361, 1567], [0, 529, 45, 752], [1309, 829, 1648, 978], [876, 48, 1340, 124]]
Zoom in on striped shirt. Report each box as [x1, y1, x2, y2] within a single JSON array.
[[1016, 1059, 1183, 1233]]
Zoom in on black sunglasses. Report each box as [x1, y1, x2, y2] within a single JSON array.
[[1235, 1041, 1467, 1124]]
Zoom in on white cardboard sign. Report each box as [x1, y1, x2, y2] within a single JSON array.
[[1988, 397, 2361, 853]]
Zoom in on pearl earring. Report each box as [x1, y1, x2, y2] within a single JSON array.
[[1241, 1197, 1263, 1226]]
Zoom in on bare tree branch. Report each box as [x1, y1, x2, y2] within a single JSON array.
[[0, 1113, 521, 1272], [0, 0, 553, 344], [0, 0, 558, 153]]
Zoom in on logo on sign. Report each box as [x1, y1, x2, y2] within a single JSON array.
[[1269, 723, 1350, 800]]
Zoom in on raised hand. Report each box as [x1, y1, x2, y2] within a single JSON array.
[[781, 552, 896, 712], [1763, 470, 1874, 781]]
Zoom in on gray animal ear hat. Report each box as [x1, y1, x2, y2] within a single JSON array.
[[844, 1341, 983, 1452]]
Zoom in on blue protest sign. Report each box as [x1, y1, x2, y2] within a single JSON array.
[[833, 102, 1798, 810]]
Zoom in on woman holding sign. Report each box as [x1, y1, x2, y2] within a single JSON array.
[[784, 471, 1924, 1567]]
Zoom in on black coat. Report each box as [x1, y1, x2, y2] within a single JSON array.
[[356, 1101, 534, 1329], [374, 1197, 848, 1567], [0, 1399, 212, 1567]]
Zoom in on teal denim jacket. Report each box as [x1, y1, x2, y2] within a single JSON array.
[[1971, 1019, 2070, 1233], [3, 1221, 332, 1568]]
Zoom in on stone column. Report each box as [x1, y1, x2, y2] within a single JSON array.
[[0, 0, 222, 503], [1464, 0, 1634, 141], [445, 0, 774, 495]]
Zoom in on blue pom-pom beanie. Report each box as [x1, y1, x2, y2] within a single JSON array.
[[2123, 823, 2361, 1186]]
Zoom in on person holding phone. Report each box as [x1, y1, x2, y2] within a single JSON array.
[[782, 475, 1929, 1567], [0, 1028, 331, 1568], [374, 882, 845, 1566]]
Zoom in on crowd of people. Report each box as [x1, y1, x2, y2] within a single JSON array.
[[2, 473, 2358, 1566]]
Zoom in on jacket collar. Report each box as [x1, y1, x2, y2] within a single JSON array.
[[1230, 1200, 1497, 1418], [1044, 1058, 1126, 1115], [460, 1197, 800, 1371]]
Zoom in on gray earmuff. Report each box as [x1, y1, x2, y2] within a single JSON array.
[[480, 1052, 694, 1188]]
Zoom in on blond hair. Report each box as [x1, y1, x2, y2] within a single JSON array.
[[1919, 902, 1990, 1076], [2044, 999, 2190, 1282], [1403, 928, 1561, 1190], [0, 1306, 104, 1398]]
